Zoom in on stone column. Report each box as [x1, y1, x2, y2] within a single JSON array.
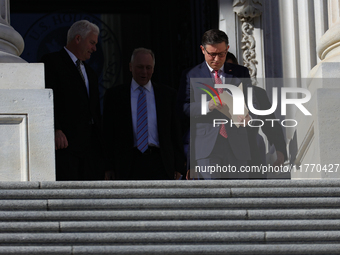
[[0, 0, 25, 63], [293, 0, 340, 179], [0, 0, 55, 181], [317, 0, 340, 63]]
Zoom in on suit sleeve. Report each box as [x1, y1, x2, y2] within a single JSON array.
[[170, 90, 186, 175], [40, 54, 62, 131], [255, 88, 288, 160], [102, 88, 116, 173]]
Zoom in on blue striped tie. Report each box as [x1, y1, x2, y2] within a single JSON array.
[[137, 86, 148, 153]]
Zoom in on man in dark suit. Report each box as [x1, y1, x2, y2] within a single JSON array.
[[41, 20, 103, 181], [103, 48, 185, 180], [225, 52, 287, 171], [177, 29, 251, 179]]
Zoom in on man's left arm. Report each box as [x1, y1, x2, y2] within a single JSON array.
[[170, 90, 187, 177]]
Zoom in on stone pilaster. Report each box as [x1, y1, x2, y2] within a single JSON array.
[[0, 0, 55, 181]]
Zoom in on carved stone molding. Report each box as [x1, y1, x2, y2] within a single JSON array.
[[233, 0, 262, 85], [233, 0, 263, 19], [240, 19, 258, 85]]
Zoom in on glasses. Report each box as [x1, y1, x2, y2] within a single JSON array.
[[204, 48, 227, 59]]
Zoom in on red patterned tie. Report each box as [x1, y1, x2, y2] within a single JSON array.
[[214, 70, 228, 138]]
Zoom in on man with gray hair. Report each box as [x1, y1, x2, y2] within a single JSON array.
[[103, 48, 185, 180], [41, 20, 104, 180]]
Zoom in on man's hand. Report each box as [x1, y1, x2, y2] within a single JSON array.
[[186, 169, 191, 180], [174, 171, 182, 180], [237, 114, 251, 127], [55, 129, 68, 150], [105, 171, 115, 180], [273, 151, 285, 167], [208, 97, 225, 111]]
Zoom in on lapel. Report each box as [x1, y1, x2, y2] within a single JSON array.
[[60, 49, 90, 101], [152, 82, 163, 131], [199, 61, 213, 78], [123, 84, 134, 145], [198, 61, 235, 88], [224, 62, 234, 75]]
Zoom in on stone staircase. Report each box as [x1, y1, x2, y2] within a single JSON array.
[[1, 180, 340, 254]]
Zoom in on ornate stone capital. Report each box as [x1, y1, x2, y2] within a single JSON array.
[[233, 0, 263, 19]]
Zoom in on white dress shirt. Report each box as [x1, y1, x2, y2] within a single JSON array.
[[205, 62, 227, 82]]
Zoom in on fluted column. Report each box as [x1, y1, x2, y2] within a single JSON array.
[[317, 0, 340, 62], [292, 0, 340, 179], [0, 0, 25, 63]]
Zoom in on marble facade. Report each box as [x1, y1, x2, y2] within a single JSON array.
[[0, 0, 55, 181]]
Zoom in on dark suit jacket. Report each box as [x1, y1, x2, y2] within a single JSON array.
[[103, 82, 185, 179], [249, 86, 288, 165], [224, 62, 287, 165], [177, 61, 251, 162], [41, 48, 102, 153], [224, 62, 250, 80]]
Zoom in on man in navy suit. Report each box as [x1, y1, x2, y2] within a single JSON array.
[[41, 20, 103, 181], [177, 29, 251, 179], [103, 48, 185, 180]]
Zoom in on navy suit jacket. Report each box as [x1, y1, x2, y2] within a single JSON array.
[[177, 61, 251, 161], [103, 82, 185, 179]]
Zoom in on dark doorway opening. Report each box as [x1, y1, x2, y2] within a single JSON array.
[[10, 0, 218, 91]]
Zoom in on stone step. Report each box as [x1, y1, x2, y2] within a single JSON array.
[[42, 197, 340, 209], [3, 179, 340, 189], [1, 197, 340, 211], [1, 220, 340, 232], [1, 187, 340, 199], [1, 231, 340, 244], [1, 244, 340, 255], [1, 180, 340, 254], [0, 208, 340, 221]]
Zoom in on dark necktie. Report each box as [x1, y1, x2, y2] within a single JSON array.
[[137, 86, 148, 153], [214, 70, 228, 138], [76, 59, 85, 83]]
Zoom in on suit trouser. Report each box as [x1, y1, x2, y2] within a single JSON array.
[[55, 127, 104, 181], [195, 134, 248, 179], [126, 147, 171, 180]]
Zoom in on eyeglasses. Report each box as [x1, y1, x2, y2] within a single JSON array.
[[204, 48, 228, 59]]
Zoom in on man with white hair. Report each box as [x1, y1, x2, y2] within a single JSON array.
[[41, 20, 104, 180], [103, 48, 185, 180]]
